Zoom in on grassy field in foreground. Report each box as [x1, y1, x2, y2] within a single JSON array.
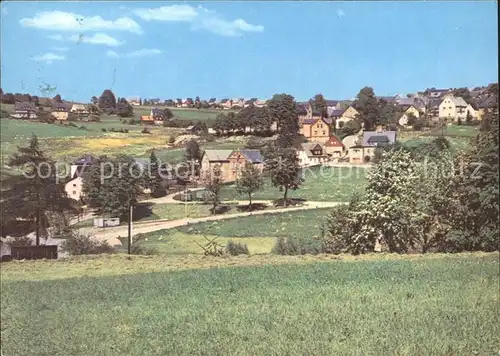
[[220, 166, 368, 202], [175, 208, 331, 239], [1, 253, 498, 355]]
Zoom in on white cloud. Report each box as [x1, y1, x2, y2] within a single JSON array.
[[133, 4, 263, 37], [69, 33, 123, 47], [127, 48, 162, 57], [106, 48, 162, 59], [337, 9, 346, 18], [32, 52, 65, 64], [52, 46, 69, 52], [134, 4, 198, 22], [106, 50, 120, 58], [20, 11, 143, 34]]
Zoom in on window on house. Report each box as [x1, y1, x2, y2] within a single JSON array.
[[73, 184, 77, 187], [322, 131, 326, 135], [314, 131, 317, 135], [72, 191, 76, 195]]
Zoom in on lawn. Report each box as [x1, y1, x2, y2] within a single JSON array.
[[1, 253, 498, 355], [219, 166, 367, 202], [175, 208, 331, 239]]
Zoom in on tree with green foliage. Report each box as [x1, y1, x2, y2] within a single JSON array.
[[267, 94, 299, 148], [184, 139, 202, 176], [451, 87, 473, 105], [82, 155, 143, 220], [203, 164, 224, 214], [448, 109, 499, 251], [338, 119, 362, 139], [163, 108, 174, 120], [147, 150, 165, 197], [3, 135, 77, 245], [98, 89, 117, 111], [53, 94, 62, 103], [116, 99, 133, 118], [266, 147, 303, 207], [311, 93, 328, 118], [354, 87, 380, 130], [235, 162, 264, 207]]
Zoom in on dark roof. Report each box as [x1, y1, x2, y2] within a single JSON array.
[[220, 99, 229, 103], [329, 109, 345, 117], [14, 101, 37, 111], [240, 149, 263, 163], [208, 98, 216, 102], [478, 96, 497, 109], [362, 131, 397, 147], [52, 102, 72, 111], [151, 108, 163, 116], [74, 154, 96, 165], [325, 100, 339, 106]]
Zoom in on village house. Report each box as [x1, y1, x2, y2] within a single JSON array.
[[477, 96, 497, 120], [348, 127, 397, 164], [220, 99, 232, 109], [11, 102, 38, 119], [244, 98, 258, 108], [51, 102, 72, 121], [298, 103, 332, 143], [298, 142, 329, 167], [253, 99, 267, 108], [140, 115, 155, 125], [439, 94, 468, 122], [324, 135, 345, 158], [175, 99, 183, 107], [334, 105, 359, 129], [200, 149, 264, 183], [127, 97, 141, 106], [65, 155, 97, 202], [398, 104, 422, 126], [231, 98, 245, 108], [70, 103, 89, 117], [427, 88, 451, 98], [208, 98, 217, 107]]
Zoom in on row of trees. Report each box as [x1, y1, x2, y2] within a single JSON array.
[[212, 105, 275, 136], [325, 109, 499, 253], [92, 89, 134, 118], [0, 89, 63, 106]]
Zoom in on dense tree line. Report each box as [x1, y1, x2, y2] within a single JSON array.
[[325, 108, 499, 254], [212, 105, 275, 136]]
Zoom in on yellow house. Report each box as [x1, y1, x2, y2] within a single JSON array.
[[200, 149, 264, 183], [398, 105, 421, 126], [439, 94, 468, 122], [51, 102, 72, 121], [335, 105, 359, 129], [301, 117, 331, 143]]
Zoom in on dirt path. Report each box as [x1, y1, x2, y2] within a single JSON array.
[[84, 201, 343, 245]]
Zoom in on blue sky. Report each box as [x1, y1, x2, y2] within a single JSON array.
[[0, 1, 498, 102]]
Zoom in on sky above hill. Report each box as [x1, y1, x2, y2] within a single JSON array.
[[1, 1, 498, 102]]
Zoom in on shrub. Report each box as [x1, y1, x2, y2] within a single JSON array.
[[225, 240, 249, 256], [101, 128, 107, 132], [79, 125, 87, 130], [128, 118, 136, 125], [142, 127, 151, 134], [117, 234, 157, 255], [196, 236, 225, 256], [60, 233, 115, 255], [121, 128, 129, 133], [457, 118, 462, 126], [68, 122, 77, 127], [167, 135, 176, 144], [89, 115, 100, 122], [272, 236, 324, 255], [1, 110, 10, 119]]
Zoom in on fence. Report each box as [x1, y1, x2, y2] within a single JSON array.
[[10, 245, 58, 260]]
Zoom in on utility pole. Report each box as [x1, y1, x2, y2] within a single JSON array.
[[127, 200, 133, 254]]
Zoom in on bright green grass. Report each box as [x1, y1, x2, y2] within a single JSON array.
[[1, 254, 498, 355], [220, 166, 367, 202], [175, 208, 331, 238], [142, 231, 275, 255]]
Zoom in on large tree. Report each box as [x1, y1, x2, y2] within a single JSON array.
[[267, 94, 299, 148], [3, 135, 77, 245], [203, 164, 224, 214], [235, 162, 264, 207], [354, 87, 381, 130], [82, 155, 143, 220], [147, 150, 165, 197], [184, 139, 202, 176], [448, 109, 499, 251], [52, 94, 62, 103], [266, 147, 303, 207], [311, 93, 328, 118], [98, 89, 117, 111], [116, 99, 133, 118]]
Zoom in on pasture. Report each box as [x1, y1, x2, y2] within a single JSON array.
[[1, 253, 498, 355], [219, 166, 368, 202]]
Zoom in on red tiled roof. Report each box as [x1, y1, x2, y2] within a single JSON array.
[[325, 136, 344, 147], [141, 115, 154, 121]]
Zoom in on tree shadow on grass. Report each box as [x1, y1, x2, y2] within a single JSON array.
[[272, 198, 307, 207], [236, 203, 268, 212]]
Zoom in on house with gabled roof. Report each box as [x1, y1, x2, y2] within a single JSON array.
[[335, 105, 359, 130], [439, 94, 468, 122], [51, 102, 72, 121], [298, 142, 329, 167], [324, 135, 345, 158], [254, 99, 267, 108], [347, 127, 397, 164], [220, 98, 232, 109], [200, 149, 264, 182], [11, 102, 38, 119]]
